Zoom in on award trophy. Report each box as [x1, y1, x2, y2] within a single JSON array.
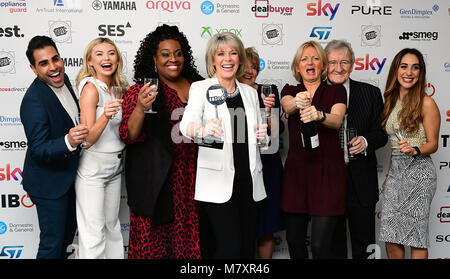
[[203, 84, 228, 144]]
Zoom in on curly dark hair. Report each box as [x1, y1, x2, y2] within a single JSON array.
[[133, 24, 203, 83]]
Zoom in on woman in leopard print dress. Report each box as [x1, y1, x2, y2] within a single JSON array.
[[119, 25, 203, 259]]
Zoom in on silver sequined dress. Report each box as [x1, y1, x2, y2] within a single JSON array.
[[379, 101, 437, 248]]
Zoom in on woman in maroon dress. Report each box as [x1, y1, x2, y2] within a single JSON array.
[[280, 41, 347, 259], [119, 25, 203, 258]]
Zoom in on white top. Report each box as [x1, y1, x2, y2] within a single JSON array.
[[48, 83, 79, 151], [77, 77, 125, 153]]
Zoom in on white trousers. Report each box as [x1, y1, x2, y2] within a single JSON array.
[[75, 149, 124, 259]]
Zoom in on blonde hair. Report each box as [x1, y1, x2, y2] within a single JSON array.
[[291, 40, 328, 82], [76, 37, 125, 89], [205, 32, 247, 78]]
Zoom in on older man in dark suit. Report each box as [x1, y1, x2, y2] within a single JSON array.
[[325, 40, 388, 259], [20, 36, 88, 258]]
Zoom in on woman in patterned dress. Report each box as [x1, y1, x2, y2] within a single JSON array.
[[380, 48, 440, 259], [119, 24, 203, 259]]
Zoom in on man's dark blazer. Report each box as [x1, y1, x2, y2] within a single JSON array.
[[346, 78, 388, 206], [20, 74, 80, 199]]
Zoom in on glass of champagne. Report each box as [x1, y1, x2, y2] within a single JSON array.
[[110, 86, 123, 120], [257, 110, 268, 148], [392, 123, 404, 141], [75, 113, 89, 149], [143, 77, 158, 114], [346, 127, 357, 160], [261, 84, 272, 118]]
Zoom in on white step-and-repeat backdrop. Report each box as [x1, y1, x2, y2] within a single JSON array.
[[0, 0, 449, 259]]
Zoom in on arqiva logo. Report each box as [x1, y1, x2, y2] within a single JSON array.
[[146, 0, 191, 12]]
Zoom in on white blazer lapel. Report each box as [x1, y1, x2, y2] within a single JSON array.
[[236, 81, 257, 172]]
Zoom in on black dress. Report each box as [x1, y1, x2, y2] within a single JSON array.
[[256, 84, 285, 238]]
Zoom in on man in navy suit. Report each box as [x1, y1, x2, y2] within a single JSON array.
[[325, 40, 388, 259], [20, 36, 88, 258]]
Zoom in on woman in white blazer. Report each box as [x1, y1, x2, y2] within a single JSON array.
[[180, 32, 267, 258]]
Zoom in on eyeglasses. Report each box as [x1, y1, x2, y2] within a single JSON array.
[[329, 60, 351, 68]]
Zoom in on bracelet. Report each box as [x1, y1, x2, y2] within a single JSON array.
[[412, 146, 421, 158]]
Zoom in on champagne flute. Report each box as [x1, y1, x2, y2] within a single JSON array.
[[257, 110, 268, 148], [261, 84, 272, 117], [392, 123, 404, 141], [110, 86, 123, 120], [143, 77, 158, 114], [346, 127, 357, 160], [75, 113, 89, 149]]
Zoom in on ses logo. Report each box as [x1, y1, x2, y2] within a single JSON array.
[[307, 0, 340, 20], [354, 54, 386, 75], [0, 0, 28, 14], [251, 0, 293, 18], [0, 245, 24, 258], [146, 0, 191, 12], [98, 22, 131, 37], [310, 27, 332, 41]]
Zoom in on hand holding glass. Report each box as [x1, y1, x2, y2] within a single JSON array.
[[75, 113, 89, 148], [110, 86, 123, 119], [256, 111, 268, 148], [392, 123, 404, 141], [346, 127, 357, 160], [143, 78, 158, 114]]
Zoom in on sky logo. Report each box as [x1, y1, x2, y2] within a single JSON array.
[[354, 54, 386, 75], [306, 0, 340, 20], [201, 1, 214, 15], [310, 26, 332, 40], [0, 163, 23, 184]]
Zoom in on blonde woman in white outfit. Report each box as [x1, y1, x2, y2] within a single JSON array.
[[180, 32, 267, 258], [74, 37, 126, 259]]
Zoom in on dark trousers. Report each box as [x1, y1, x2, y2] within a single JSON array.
[[31, 185, 77, 259], [201, 177, 259, 259], [345, 174, 376, 259], [285, 213, 344, 259]]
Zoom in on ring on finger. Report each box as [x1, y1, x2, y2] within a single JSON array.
[[75, 131, 80, 136], [309, 115, 314, 120]]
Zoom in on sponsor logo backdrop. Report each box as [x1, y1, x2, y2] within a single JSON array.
[[0, 0, 449, 259]]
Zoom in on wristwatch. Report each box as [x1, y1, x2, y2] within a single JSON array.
[[319, 111, 326, 122], [412, 146, 421, 158]]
